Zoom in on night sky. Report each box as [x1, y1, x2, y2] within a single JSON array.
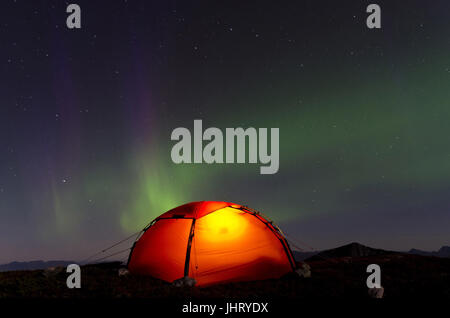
[[1, 0, 449, 263]]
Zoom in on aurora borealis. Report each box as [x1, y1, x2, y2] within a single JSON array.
[[1, 0, 449, 263]]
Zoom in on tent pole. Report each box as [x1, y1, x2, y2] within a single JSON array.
[[184, 219, 196, 277]]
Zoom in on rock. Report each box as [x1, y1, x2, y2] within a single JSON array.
[[172, 276, 197, 287], [295, 263, 311, 278], [368, 286, 384, 298], [118, 268, 130, 276]]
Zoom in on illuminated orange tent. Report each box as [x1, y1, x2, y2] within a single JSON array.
[[127, 201, 297, 286]]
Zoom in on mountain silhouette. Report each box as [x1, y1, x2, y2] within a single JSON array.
[[292, 250, 319, 261], [305, 242, 395, 261], [408, 246, 450, 258], [0, 260, 75, 272]]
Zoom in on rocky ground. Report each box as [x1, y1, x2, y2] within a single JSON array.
[[0, 253, 448, 300]]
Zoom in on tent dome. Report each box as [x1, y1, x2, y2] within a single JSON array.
[[127, 201, 296, 286]]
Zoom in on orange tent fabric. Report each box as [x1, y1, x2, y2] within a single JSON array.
[[127, 201, 296, 286]]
